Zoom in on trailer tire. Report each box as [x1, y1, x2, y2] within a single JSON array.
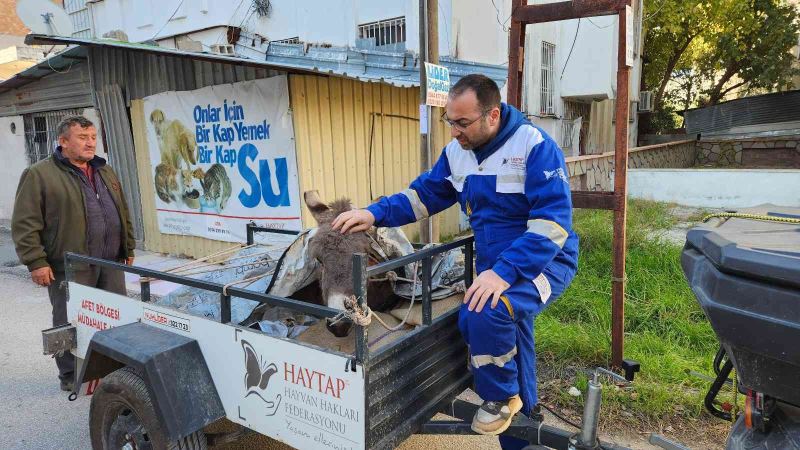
[[89, 366, 207, 450]]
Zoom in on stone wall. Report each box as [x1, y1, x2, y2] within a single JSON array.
[[696, 135, 800, 168], [565, 140, 697, 191]]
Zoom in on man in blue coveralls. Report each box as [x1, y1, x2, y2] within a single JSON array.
[[332, 74, 578, 449]]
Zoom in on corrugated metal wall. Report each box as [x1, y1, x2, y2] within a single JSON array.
[[110, 48, 461, 258], [0, 62, 92, 116], [684, 90, 800, 136], [587, 99, 641, 154], [588, 99, 615, 155], [91, 47, 289, 257], [289, 74, 461, 242], [96, 85, 145, 241]]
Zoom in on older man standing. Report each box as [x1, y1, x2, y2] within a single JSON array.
[[12, 116, 135, 391]]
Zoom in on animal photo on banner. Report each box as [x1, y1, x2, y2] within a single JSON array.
[[143, 76, 303, 242]]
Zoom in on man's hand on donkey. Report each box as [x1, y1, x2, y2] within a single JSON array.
[[332, 209, 376, 234]]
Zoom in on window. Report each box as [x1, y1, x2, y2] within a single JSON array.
[[274, 37, 300, 44], [540, 41, 556, 116], [64, 0, 91, 37], [23, 109, 84, 165], [358, 17, 406, 48]]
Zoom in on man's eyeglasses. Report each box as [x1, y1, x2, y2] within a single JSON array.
[[441, 110, 490, 132]]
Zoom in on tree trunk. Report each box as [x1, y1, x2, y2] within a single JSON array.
[[706, 65, 739, 105], [653, 35, 695, 110]]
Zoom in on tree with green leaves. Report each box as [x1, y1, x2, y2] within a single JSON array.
[[641, 0, 800, 132], [641, 0, 720, 109], [696, 0, 800, 105]]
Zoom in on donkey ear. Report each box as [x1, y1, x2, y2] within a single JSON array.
[[304, 190, 330, 223]]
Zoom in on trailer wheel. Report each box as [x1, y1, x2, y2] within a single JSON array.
[[89, 367, 207, 450]]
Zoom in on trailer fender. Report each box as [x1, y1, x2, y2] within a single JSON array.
[[78, 322, 225, 441]]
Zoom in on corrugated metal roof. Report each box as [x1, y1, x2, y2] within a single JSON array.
[[0, 46, 85, 91], [684, 89, 800, 136], [0, 46, 93, 116], [16, 34, 507, 91], [87, 46, 284, 101]]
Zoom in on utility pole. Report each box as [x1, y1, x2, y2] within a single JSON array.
[[427, 0, 440, 243], [418, 0, 432, 243]]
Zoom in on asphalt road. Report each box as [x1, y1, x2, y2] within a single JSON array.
[[0, 227, 93, 449]]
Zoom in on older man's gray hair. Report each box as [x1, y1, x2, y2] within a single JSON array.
[[56, 115, 95, 138]]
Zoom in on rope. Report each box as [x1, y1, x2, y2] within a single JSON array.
[[702, 212, 800, 225], [170, 249, 274, 274], [328, 296, 374, 327], [330, 261, 422, 332], [370, 270, 466, 293], [163, 244, 258, 273], [222, 270, 275, 296], [139, 244, 266, 283], [731, 370, 738, 420]]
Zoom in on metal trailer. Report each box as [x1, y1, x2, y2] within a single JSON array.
[[43, 225, 651, 450]]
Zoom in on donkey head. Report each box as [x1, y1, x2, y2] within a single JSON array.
[[304, 191, 372, 337]]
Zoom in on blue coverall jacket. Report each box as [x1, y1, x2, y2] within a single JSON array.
[[367, 103, 579, 449]]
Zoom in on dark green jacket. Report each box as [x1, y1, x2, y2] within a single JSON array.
[[12, 154, 135, 272]]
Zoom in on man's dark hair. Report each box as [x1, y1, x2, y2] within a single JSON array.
[[449, 74, 501, 111], [57, 116, 95, 138]]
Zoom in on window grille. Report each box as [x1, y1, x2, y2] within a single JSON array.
[[23, 109, 84, 165], [540, 41, 556, 116], [63, 0, 92, 37], [358, 17, 406, 47]]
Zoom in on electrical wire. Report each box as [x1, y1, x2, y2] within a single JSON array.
[[539, 402, 581, 429], [214, 0, 249, 45], [586, 17, 614, 29], [151, 0, 187, 41], [491, 0, 513, 32], [560, 18, 580, 81], [47, 56, 74, 74], [643, 0, 666, 22]]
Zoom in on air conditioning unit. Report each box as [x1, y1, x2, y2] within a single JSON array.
[[209, 44, 235, 55], [638, 91, 653, 112]]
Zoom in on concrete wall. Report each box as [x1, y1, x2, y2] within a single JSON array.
[[522, 0, 644, 155], [696, 135, 800, 168], [0, 115, 28, 220], [450, 0, 507, 65], [628, 169, 800, 208], [90, 0, 453, 57], [639, 133, 689, 146], [565, 140, 696, 191]]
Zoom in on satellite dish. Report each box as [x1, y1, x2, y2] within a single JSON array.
[[16, 0, 74, 36]]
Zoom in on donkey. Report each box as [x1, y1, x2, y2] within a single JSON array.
[[304, 191, 399, 337]]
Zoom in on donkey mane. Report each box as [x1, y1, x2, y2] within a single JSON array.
[[311, 197, 368, 255], [326, 198, 353, 221]]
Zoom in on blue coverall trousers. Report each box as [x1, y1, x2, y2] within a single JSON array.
[[458, 262, 573, 450]]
